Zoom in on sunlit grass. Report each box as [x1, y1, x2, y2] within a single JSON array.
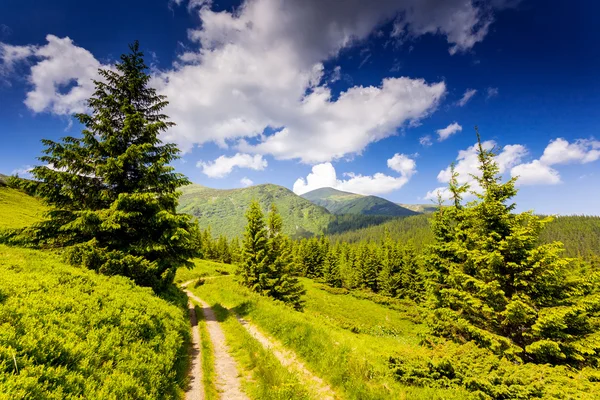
[[0, 187, 46, 229]]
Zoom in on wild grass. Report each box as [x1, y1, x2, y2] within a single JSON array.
[[0, 245, 190, 399], [193, 305, 218, 400], [0, 187, 46, 229], [188, 270, 468, 399], [175, 258, 237, 283]]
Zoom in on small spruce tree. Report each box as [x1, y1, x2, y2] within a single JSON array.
[[20, 41, 198, 291]]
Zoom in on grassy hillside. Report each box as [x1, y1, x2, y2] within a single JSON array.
[[0, 173, 8, 186], [178, 183, 332, 238], [0, 187, 191, 399], [0, 186, 47, 229], [301, 187, 417, 217], [397, 203, 438, 214]]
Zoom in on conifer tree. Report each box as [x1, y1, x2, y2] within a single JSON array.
[[239, 202, 304, 309], [239, 200, 268, 289], [264, 204, 305, 309], [429, 129, 600, 366], [21, 41, 198, 290], [323, 246, 343, 288]]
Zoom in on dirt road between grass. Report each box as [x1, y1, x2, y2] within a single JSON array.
[[183, 282, 249, 400], [185, 300, 204, 400]]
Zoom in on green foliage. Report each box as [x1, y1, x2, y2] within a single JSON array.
[[0, 245, 189, 399], [238, 201, 305, 309], [428, 131, 600, 366], [301, 187, 417, 216], [15, 42, 198, 291]]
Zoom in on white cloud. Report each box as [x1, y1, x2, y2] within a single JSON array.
[[1, 35, 108, 114], [511, 160, 561, 186], [539, 138, 600, 165], [426, 140, 527, 200], [457, 88, 477, 106], [509, 138, 600, 186], [240, 177, 254, 187], [293, 153, 416, 196], [486, 87, 499, 99], [436, 122, 462, 141], [419, 135, 433, 147], [4, 0, 515, 163], [197, 153, 267, 178], [426, 136, 600, 199], [387, 153, 416, 177], [390, 0, 509, 55]]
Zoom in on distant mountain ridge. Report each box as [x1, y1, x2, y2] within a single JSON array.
[[301, 187, 418, 217], [178, 183, 331, 238]]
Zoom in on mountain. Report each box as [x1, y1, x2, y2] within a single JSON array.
[[397, 203, 438, 214], [0, 173, 8, 186], [178, 183, 332, 238], [301, 187, 418, 217]]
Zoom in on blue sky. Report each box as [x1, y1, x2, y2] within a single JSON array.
[[1, 0, 599, 215]]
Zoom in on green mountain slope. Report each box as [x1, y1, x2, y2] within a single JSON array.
[[0, 173, 8, 186], [397, 203, 438, 214], [301, 187, 418, 217], [178, 183, 332, 238]]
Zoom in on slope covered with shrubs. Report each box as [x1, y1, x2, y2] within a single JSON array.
[[0, 244, 190, 399]]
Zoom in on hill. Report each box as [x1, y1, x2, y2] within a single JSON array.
[[301, 187, 417, 217], [0, 186, 47, 229], [397, 203, 438, 214], [0, 186, 190, 398], [0, 173, 8, 186], [178, 183, 332, 238]]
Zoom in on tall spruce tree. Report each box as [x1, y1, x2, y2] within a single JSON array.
[[239, 200, 268, 289], [239, 202, 304, 309], [22, 41, 198, 291], [429, 130, 600, 366]]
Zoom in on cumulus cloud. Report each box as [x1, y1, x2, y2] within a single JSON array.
[[457, 88, 477, 106], [293, 153, 416, 195], [387, 153, 417, 177], [240, 177, 254, 187], [511, 160, 561, 185], [0, 35, 108, 114], [197, 153, 267, 178], [436, 122, 462, 141], [425, 140, 527, 200], [3, 0, 515, 163], [539, 138, 600, 165], [426, 136, 600, 199], [419, 135, 433, 147], [509, 138, 600, 186]]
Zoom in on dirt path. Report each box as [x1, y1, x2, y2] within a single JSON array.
[[183, 282, 248, 400], [235, 315, 337, 400], [185, 300, 204, 400]]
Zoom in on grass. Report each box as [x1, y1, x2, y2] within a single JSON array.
[[0, 187, 46, 229], [0, 245, 190, 399], [187, 265, 468, 400], [193, 305, 218, 400], [175, 258, 237, 283]]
